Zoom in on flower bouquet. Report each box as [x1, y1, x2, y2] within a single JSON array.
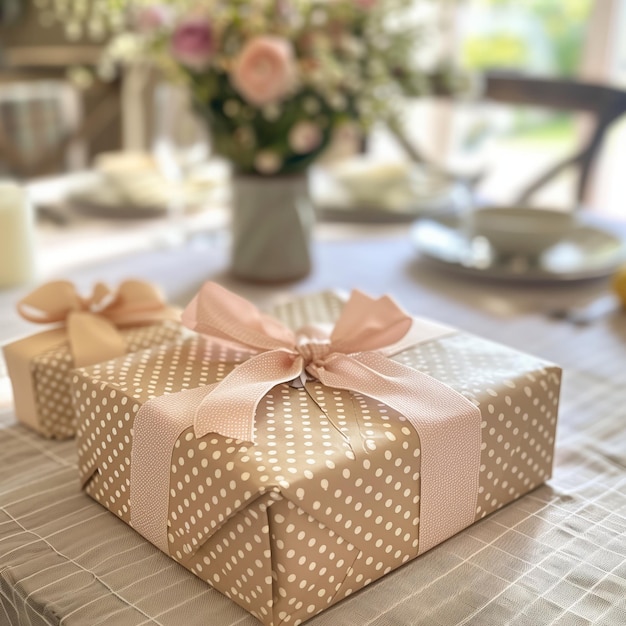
[[107, 0, 429, 177], [41, 0, 438, 281]]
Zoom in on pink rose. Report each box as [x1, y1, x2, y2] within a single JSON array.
[[231, 36, 296, 106], [171, 17, 214, 70], [134, 5, 174, 33]]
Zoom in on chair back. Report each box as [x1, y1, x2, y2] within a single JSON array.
[[483, 72, 626, 204]]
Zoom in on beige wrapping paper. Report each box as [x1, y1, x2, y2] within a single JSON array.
[[4, 321, 182, 438], [72, 292, 561, 625]]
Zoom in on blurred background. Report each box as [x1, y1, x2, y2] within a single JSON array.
[[0, 0, 625, 244]]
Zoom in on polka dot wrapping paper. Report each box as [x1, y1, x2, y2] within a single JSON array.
[[71, 292, 561, 626], [3, 320, 182, 439]]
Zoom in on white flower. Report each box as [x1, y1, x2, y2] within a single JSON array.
[[288, 121, 323, 154], [254, 151, 282, 174]]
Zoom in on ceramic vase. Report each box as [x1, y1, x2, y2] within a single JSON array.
[[230, 173, 314, 283]]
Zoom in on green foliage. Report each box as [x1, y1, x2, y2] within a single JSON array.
[[462, 0, 593, 76], [192, 72, 338, 175], [464, 35, 527, 69]]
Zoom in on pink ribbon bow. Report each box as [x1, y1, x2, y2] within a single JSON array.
[[182, 282, 432, 442]]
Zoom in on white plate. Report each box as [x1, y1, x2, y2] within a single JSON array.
[[411, 215, 626, 282], [315, 192, 458, 223], [66, 163, 229, 219], [67, 182, 166, 218], [312, 163, 464, 223]]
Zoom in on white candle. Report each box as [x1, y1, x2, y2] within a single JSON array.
[[0, 182, 37, 289]]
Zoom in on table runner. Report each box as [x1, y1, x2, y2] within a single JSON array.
[[1, 235, 626, 625]]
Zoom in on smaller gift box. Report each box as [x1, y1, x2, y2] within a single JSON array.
[[72, 283, 562, 626], [3, 280, 181, 439]]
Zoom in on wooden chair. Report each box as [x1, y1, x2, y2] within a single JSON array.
[[482, 72, 626, 205], [390, 71, 626, 206]]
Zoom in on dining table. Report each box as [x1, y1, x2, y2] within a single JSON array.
[[1, 173, 626, 626]]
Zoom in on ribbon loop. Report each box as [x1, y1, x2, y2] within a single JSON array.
[[194, 349, 302, 441], [90, 282, 116, 312], [182, 282, 295, 351], [330, 291, 413, 353], [17, 280, 84, 323]]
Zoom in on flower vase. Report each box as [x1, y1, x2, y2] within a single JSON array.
[[230, 173, 314, 283]]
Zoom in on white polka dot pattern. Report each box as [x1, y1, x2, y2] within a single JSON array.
[[394, 333, 561, 519], [72, 291, 561, 626], [25, 321, 181, 439]]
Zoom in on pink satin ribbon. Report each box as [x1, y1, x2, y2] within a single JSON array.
[[131, 283, 482, 556]]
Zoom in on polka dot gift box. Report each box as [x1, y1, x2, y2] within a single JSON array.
[[3, 280, 182, 439], [72, 283, 561, 626]]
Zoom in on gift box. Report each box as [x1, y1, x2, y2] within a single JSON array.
[[72, 284, 561, 626], [3, 280, 181, 439]]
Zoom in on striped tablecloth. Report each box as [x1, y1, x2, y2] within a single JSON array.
[[1, 233, 625, 626]]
